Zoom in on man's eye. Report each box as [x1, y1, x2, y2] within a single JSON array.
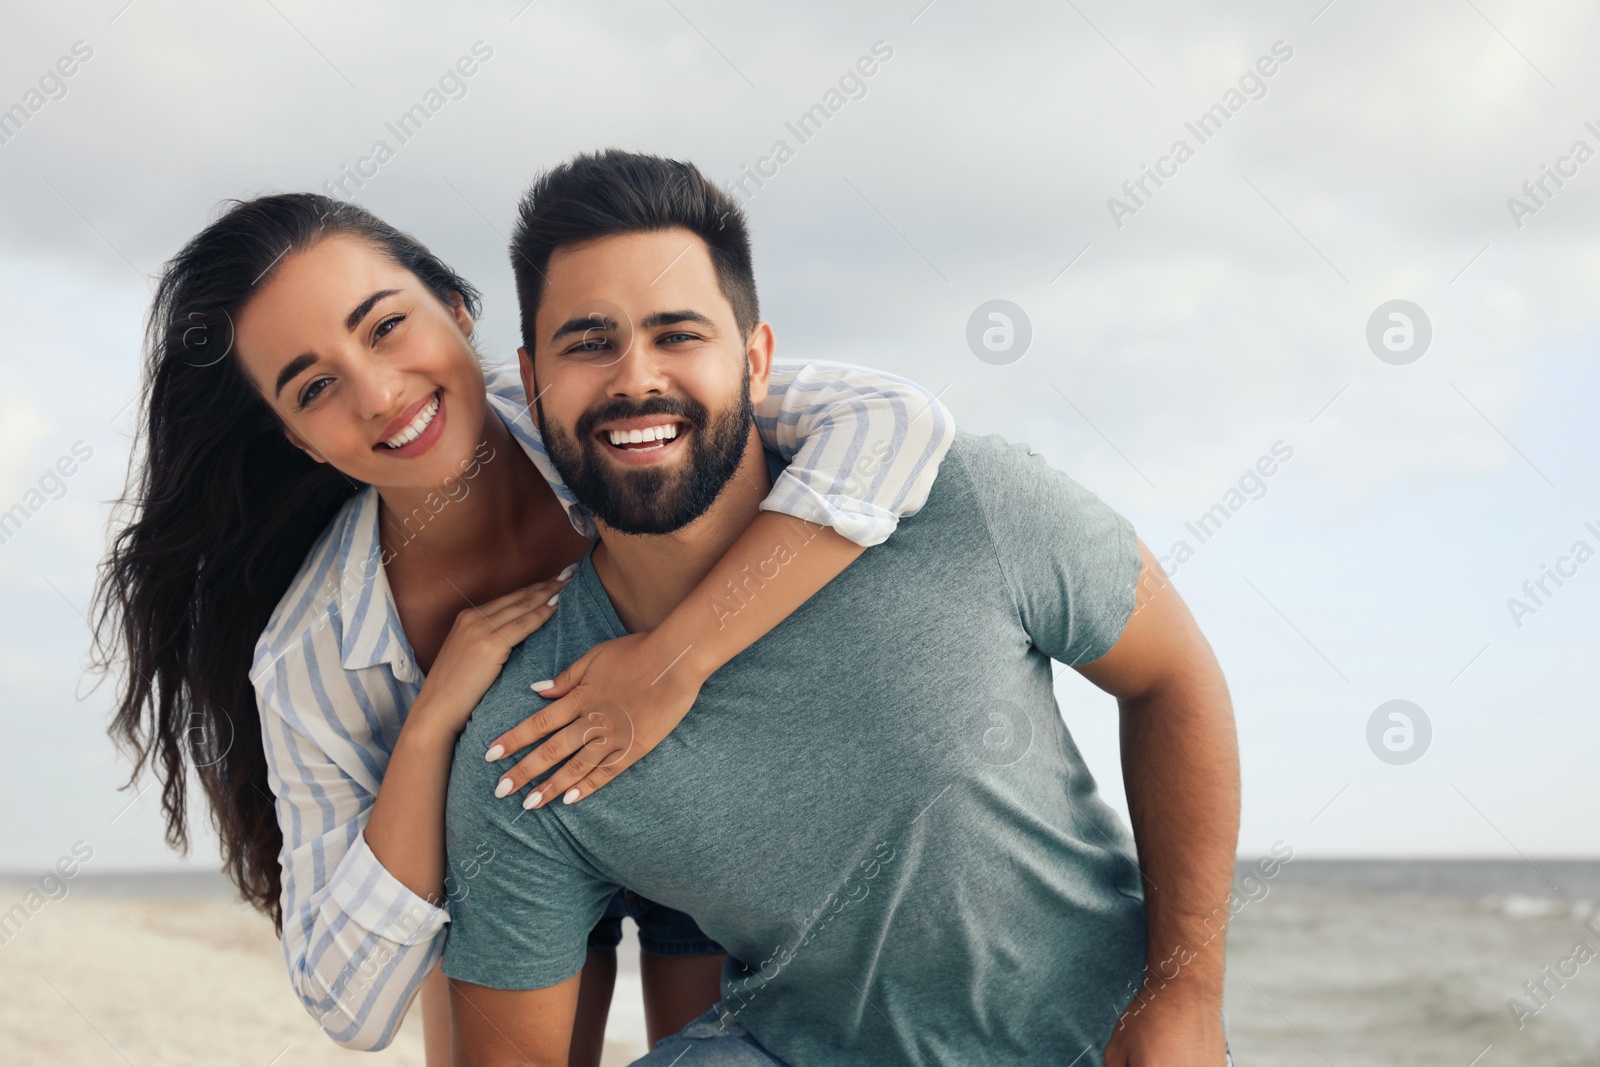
[[298, 377, 332, 408], [374, 314, 405, 341], [567, 337, 612, 355], [660, 332, 698, 344]]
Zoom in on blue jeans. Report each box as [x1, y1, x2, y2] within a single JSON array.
[[629, 1005, 786, 1065], [630, 1004, 1235, 1065]]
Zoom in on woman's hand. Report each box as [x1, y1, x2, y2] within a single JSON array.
[[481, 631, 706, 807], [407, 569, 575, 738]]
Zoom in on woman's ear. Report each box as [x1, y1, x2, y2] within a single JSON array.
[[282, 425, 328, 464], [450, 291, 475, 338]]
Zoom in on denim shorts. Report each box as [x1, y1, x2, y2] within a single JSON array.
[[630, 1004, 784, 1065], [587, 887, 724, 957]]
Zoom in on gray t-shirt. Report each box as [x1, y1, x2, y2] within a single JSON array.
[[442, 431, 1148, 1065]]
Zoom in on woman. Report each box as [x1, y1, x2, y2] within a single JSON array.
[[92, 193, 953, 1064]]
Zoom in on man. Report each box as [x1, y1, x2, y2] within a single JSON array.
[[441, 150, 1239, 1066]]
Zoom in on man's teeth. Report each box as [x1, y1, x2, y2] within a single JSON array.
[[381, 394, 440, 449], [607, 424, 680, 447]]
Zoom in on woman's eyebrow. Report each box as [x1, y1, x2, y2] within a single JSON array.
[[345, 288, 401, 331], [274, 352, 317, 399]]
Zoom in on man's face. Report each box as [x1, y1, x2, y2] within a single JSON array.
[[521, 227, 773, 535]]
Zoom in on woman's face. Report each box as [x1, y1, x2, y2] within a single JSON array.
[[234, 234, 490, 491]]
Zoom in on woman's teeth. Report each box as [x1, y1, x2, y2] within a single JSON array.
[[607, 423, 679, 450], [381, 393, 440, 449]]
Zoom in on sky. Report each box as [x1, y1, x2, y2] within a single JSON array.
[[0, 0, 1595, 874]]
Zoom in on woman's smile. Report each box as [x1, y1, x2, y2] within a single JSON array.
[[374, 388, 447, 457]]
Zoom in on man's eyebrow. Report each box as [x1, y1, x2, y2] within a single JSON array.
[[274, 353, 318, 399], [550, 314, 618, 344], [639, 309, 715, 330], [345, 288, 401, 332]]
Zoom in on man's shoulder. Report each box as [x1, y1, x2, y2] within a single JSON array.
[[942, 429, 1112, 506], [915, 430, 1073, 518], [459, 631, 562, 757], [944, 428, 1052, 482]]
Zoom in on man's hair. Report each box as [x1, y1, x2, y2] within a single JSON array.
[[509, 149, 760, 350]]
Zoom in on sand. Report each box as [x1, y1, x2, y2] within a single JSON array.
[[0, 893, 651, 1066]]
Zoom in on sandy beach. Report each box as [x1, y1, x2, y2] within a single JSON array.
[[0, 878, 651, 1066], [4, 862, 1599, 1065]]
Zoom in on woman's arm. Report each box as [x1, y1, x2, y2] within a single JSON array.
[[259, 676, 449, 1052], [488, 361, 955, 805], [258, 575, 568, 1051]]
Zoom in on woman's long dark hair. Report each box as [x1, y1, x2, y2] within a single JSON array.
[[91, 194, 480, 931]]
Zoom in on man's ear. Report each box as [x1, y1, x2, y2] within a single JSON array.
[[745, 321, 776, 406], [517, 345, 538, 417], [283, 425, 328, 465]]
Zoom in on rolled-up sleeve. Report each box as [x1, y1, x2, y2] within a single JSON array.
[[258, 658, 450, 1051], [753, 360, 955, 547]]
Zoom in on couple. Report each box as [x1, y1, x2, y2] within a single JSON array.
[[95, 149, 1238, 1066]]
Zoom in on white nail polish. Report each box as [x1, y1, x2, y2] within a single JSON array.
[[484, 744, 504, 762], [524, 791, 542, 809], [546, 593, 560, 607], [562, 787, 581, 805], [531, 680, 554, 692], [557, 564, 577, 580], [494, 778, 514, 798]]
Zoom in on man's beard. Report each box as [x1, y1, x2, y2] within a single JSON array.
[[537, 367, 754, 536]]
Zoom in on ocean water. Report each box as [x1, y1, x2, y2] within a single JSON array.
[[8, 861, 1598, 1063], [1222, 860, 1600, 1066]]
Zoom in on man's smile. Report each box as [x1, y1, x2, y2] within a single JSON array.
[[593, 415, 691, 466]]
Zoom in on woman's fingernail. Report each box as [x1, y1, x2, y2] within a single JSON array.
[[484, 744, 504, 762], [546, 593, 560, 607], [557, 564, 577, 580], [562, 787, 581, 805], [494, 778, 514, 798], [531, 680, 554, 692], [524, 791, 542, 809]]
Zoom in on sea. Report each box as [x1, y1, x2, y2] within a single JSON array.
[[7, 860, 1597, 1064]]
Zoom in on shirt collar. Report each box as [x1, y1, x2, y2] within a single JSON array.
[[332, 366, 598, 681]]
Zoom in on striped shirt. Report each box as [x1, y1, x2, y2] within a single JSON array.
[[252, 360, 954, 1050]]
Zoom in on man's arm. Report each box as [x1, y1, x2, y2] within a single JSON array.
[[449, 975, 582, 1067], [1076, 539, 1239, 1067]]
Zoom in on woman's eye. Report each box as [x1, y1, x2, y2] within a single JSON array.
[[373, 314, 405, 341], [298, 377, 332, 408]]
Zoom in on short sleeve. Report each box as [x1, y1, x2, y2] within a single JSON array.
[[439, 721, 618, 991], [753, 360, 955, 547], [957, 433, 1142, 667]]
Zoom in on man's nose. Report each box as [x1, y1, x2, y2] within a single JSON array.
[[605, 334, 670, 399]]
